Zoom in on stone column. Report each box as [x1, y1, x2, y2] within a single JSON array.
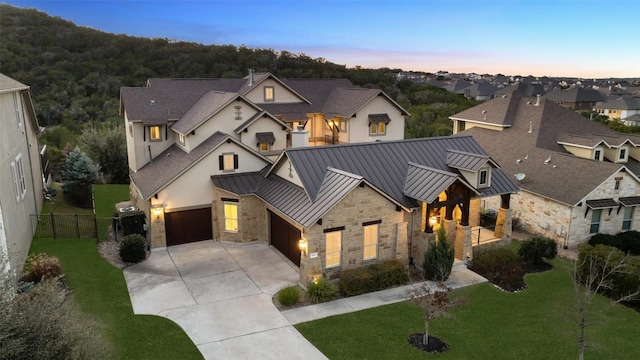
[[394, 222, 409, 265], [469, 198, 481, 227], [149, 207, 167, 249], [455, 224, 472, 261], [444, 218, 456, 244], [495, 207, 512, 240]]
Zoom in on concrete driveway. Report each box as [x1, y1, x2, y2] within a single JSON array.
[[123, 240, 328, 360]]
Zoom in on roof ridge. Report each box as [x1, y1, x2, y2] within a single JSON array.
[[284, 135, 475, 152]]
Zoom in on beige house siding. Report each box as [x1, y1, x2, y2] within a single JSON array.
[[0, 88, 42, 270], [187, 100, 259, 149], [151, 142, 270, 211], [244, 78, 303, 104], [298, 185, 407, 283], [274, 158, 304, 188], [237, 115, 288, 153], [349, 96, 405, 143]]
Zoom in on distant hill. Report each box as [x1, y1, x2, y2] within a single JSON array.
[[0, 5, 398, 125]]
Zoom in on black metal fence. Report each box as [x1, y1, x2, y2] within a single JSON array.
[[30, 213, 113, 241]]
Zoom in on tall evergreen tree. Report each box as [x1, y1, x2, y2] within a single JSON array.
[[423, 223, 455, 281], [61, 147, 101, 208]]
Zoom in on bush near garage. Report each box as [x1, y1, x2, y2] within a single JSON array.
[[277, 286, 301, 307], [119, 234, 146, 263], [339, 260, 409, 296]]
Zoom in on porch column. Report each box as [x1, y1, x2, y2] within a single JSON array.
[[443, 218, 456, 246], [494, 194, 512, 239], [299, 231, 322, 287], [149, 207, 167, 249], [454, 223, 472, 260]]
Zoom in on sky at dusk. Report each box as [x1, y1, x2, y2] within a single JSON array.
[[3, 0, 639, 78]]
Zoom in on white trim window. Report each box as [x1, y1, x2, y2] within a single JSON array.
[[325, 231, 342, 268], [264, 86, 275, 102], [622, 207, 634, 231], [363, 223, 379, 260], [149, 126, 161, 141], [478, 168, 490, 188], [593, 148, 602, 161], [14, 93, 23, 128], [10, 154, 27, 202], [370, 122, 386, 135], [590, 209, 602, 234], [618, 147, 628, 161], [178, 133, 185, 146], [223, 202, 238, 232]]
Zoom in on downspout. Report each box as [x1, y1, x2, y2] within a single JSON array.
[[148, 145, 153, 163]]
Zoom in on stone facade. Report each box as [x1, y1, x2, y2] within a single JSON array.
[[212, 189, 267, 243], [298, 185, 407, 284]]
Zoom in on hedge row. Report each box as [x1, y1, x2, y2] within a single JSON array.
[[577, 244, 640, 303], [589, 231, 640, 255], [339, 260, 409, 296]]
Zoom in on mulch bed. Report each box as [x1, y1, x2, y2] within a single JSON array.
[[408, 333, 449, 353]]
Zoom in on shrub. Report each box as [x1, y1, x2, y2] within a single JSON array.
[[471, 245, 524, 291], [518, 237, 557, 265], [21, 253, 63, 283], [589, 231, 640, 255], [307, 278, 338, 303], [119, 234, 147, 263], [423, 224, 454, 281], [339, 260, 408, 296], [577, 244, 640, 301], [277, 286, 300, 307]]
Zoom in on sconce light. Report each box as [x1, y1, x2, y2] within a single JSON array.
[[429, 216, 437, 226], [151, 204, 164, 220], [298, 238, 308, 255]]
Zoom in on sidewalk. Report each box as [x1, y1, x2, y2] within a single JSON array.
[[282, 267, 487, 325]]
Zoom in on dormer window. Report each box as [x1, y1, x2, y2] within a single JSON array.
[[178, 133, 185, 146], [618, 147, 627, 162], [264, 86, 274, 102], [478, 168, 490, 188], [593, 148, 602, 161]]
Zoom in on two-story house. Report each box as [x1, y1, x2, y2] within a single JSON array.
[[544, 86, 605, 111], [0, 74, 44, 271], [451, 92, 640, 248], [593, 97, 640, 126], [120, 72, 409, 247]]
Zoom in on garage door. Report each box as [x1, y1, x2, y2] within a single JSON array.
[[269, 210, 301, 267], [165, 207, 212, 246]]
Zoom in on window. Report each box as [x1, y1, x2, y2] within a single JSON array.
[[178, 133, 185, 146], [10, 154, 27, 202], [13, 93, 23, 128], [370, 122, 386, 135], [149, 126, 161, 141], [619, 148, 627, 160], [622, 207, 634, 231], [590, 209, 602, 234], [339, 119, 347, 133], [363, 223, 379, 260], [458, 121, 466, 132], [259, 143, 270, 152], [478, 169, 490, 187], [594, 149, 601, 161], [264, 86, 274, 102], [219, 153, 238, 172], [234, 105, 242, 120], [325, 231, 342, 268], [223, 202, 238, 232]]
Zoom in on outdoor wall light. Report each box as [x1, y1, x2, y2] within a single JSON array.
[[298, 238, 308, 255], [151, 204, 164, 220], [429, 216, 437, 226]]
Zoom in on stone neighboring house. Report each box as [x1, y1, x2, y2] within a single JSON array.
[[451, 92, 640, 248], [0, 74, 44, 271], [544, 86, 605, 111], [121, 72, 409, 248], [211, 136, 517, 284]]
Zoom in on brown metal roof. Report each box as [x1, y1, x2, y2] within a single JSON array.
[[368, 114, 392, 124], [619, 196, 640, 206], [586, 199, 618, 209]]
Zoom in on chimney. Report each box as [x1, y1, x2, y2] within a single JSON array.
[[535, 94, 541, 106], [291, 125, 309, 148], [248, 69, 254, 86]]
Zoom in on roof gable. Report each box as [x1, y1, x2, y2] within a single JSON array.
[[171, 92, 252, 134], [446, 149, 492, 171], [403, 163, 477, 203]]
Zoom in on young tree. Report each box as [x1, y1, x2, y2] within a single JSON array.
[[407, 282, 465, 348], [573, 245, 640, 360], [61, 146, 101, 208], [423, 223, 454, 281], [79, 122, 128, 184]]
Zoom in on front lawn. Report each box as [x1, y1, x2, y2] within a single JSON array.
[[93, 184, 130, 217], [297, 258, 640, 360], [30, 238, 203, 360]]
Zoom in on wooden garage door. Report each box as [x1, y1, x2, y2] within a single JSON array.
[[165, 207, 212, 246], [269, 210, 301, 267]]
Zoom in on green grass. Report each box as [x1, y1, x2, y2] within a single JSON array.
[[297, 258, 640, 360], [42, 182, 92, 215], [92, 184, 130, 217], [30, 238, 202, 360]]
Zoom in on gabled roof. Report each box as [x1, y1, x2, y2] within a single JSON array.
[[494, 82, 546, 97], [0, 73, 29, 93], [238, 72, 311, 104], [234, 110, 292, 134], [172, 92, 249, 134], [544, 87, 605, 103], [446, 149, 493, 171], [0, 73, 40, 133], [594, 97, 640, 111], [131, 132, 269, 200], [403, 163, 477, 204], [449, 91, 522, 127], [453, 95, 639, 205]]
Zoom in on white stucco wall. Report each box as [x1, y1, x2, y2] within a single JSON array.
[[349, 96, 405, 143], [187, 100, 260, 149], [125, 114, 175, 172], [274, 157, 304, 188], [152, 142, 270, 211], [237, 115, 289, 153], [244, 78, 303, 104]]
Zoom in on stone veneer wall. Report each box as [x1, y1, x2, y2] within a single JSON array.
[[212, 189, 266, 243], [299, 185, 407, 284]]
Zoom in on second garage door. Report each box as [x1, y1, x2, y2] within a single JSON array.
[[269, 210, 301, 267], [165, 207, 213, 246]]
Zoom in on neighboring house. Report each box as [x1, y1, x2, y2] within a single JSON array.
[[593, 97, 640, 124], [0, 74, 44, 271], [121, 72, 409, 247], [544, 86, 605, 111], [460, 82, 498, 101], [451, 92, 640, 248], [494, 82, 546, 98], [210, 136, 517, 284]]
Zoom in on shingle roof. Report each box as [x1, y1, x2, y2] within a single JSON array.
[[0, 73, 28, 92], [368, 113, 392, 124], [454, 95, 633, 205], [594, 97, 640, 110], [449, 92, 522, 127], [495, 82, 546, 97], [131, 132, 229, 200], [171, 91, 240, 134], [256, 132, 276, 143], [544, 87, 605, 103]]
